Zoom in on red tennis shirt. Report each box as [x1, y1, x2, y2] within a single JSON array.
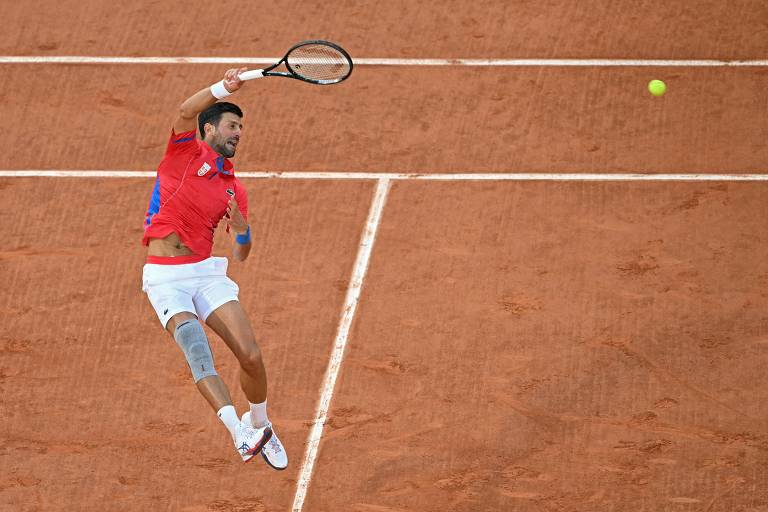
[[142, 129, 249, 259]]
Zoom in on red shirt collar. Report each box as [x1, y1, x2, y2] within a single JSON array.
[[200, 140, 235, 177]]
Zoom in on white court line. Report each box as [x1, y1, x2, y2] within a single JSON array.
[[0, 56, 767, 67], [292, 178, 391, 512], [2, 170, 768, 181]]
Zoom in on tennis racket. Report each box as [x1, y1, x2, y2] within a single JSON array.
[[239, 40, 353, 85]]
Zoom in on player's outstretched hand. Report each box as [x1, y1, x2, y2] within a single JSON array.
[[225, 198, 248, 235], [223, 67, 248, 94]]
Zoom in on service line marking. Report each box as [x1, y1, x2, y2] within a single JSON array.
[[0, 56, 767, 67], [291, 178, 391, 512], [2, 170, 768, 181]]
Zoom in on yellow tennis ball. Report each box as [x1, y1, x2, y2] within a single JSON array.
[[648, 79, 667, 97]]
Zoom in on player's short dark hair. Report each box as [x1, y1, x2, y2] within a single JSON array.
[[198, 102, 244, 138]]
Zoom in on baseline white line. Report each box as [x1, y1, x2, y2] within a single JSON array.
[[291, 178, 391, 512], [0, 56, 767, 67], [2, 170, 768, 181]]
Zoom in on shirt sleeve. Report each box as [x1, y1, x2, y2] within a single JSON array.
[[164, 129, 199, 157]]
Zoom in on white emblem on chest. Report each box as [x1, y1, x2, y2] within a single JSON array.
[[197, 162, 212, 176]]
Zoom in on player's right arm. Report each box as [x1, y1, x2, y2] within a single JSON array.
[[173, 67, 248, 133]]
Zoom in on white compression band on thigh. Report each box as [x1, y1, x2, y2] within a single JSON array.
[[174, 319, 218, 383], [210, 80, 231, 99]]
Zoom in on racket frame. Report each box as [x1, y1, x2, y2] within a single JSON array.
[[239, 40, 353, 85]]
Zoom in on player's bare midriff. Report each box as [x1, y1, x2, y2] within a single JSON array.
[[147, 232, 195, 257]]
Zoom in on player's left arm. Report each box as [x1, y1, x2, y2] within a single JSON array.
[[225, 195, 251, 262]]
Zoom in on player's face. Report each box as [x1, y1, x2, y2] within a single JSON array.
[[209, 112, 243, 158]]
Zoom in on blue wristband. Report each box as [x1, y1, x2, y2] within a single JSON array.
[[236, 225, 251, 245]]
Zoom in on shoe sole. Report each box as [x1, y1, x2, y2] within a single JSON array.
[[243, 427, 273, 464]]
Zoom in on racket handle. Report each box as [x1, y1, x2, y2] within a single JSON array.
[[239, 69, 264, 81]]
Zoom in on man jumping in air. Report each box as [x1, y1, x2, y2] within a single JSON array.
[[141, 68, 288, 469]]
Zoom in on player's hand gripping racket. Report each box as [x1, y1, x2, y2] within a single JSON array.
[[239, 40, 353, 85]]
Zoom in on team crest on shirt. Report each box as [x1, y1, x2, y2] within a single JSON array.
[[197, 162, 212, 176]]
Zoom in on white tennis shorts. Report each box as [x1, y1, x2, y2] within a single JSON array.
[[142, 257, 240, 328]]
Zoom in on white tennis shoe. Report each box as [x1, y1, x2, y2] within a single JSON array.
[[234, 421, 272, 463], [242, 412, 288, 470]]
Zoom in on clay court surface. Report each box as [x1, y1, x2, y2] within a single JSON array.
[[2, 2, 768, 511]]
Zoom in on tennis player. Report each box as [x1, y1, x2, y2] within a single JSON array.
[[141, 68, 288, 469]]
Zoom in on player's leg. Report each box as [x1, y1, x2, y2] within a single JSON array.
[[192, 257, 282, 465], [165, 312, 234, 412], [205, 300, 288, 470], [166, 311, 271, 461], [204, 300, 267, 408], [145, 261, 235, 411], [191, 259, 267, 407]]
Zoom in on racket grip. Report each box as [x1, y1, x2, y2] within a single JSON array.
[[238, 69, 264, 81]]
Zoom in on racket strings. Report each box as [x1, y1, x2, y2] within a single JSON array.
[[286, 43, 352, 83]]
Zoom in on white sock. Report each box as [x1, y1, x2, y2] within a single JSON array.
[[249, 400, 269, 428], [217, 405, 240, 441]]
